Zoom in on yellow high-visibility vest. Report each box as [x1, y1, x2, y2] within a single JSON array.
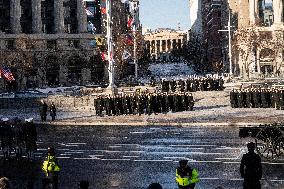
[[176, 168, 200, 186], [42, 155, 61, 175]]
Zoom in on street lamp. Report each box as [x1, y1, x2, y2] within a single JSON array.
[[218, 9, 233, 75], [106, 0, 116, 92]]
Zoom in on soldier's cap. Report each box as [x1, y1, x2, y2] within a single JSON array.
[[179, 159, 188, 166], [1, 118, 9, 122], [25, 118, 34, 122]]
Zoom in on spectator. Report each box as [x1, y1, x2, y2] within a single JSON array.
[[0, 177, 10, 189], [39, 100, 48, 122], [49, 102, 57, 121], [147, 182, 163, 189], [240, 142, 262, 189]]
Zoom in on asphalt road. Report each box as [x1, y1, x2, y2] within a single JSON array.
[[1, 125, 284, 189]]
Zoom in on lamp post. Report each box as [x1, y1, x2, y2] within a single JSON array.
[[218, 9, 233, 75], [106, 0, 116, 92]]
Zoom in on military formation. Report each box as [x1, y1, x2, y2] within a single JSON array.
[[161, 77, 224, 92], [0, 117, 37, 159], [94, 92, 194, 116], [230, 87, 284, 109]]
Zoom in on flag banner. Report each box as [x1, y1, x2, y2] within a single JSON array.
[[122, 50, 131, 60], [121, 0, 129, 3], [100, 0, 106, 14], [90, 40, 97, 47], [127, 16, 134, 28], [0, 65, 15, 81], [95, 36, 104, 46], [129, 1, 138, 15], [101, 52, 113, 61], [125, 34, 134, 45], [85, 7, 94, 16]]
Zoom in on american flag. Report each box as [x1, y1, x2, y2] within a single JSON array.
[[0, 66, 15, 81]]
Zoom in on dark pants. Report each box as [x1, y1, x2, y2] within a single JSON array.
[[48, 173, 58, 189], [243, 179, 261, 189], [178, 183, 195, 189]]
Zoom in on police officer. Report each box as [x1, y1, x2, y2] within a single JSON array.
[[176, 159, 200, 189], [240, 142, 262, 189], [42, 147, 61, 189]]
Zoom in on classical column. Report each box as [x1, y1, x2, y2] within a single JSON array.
[[149, 40, 152, 55], [170, 39, 173, 50], [77, 0, 87, 33], [54, 0, 64, 33], [10, 0, 21, 33], [256, 49, 260, 73], [249, 0, 255, 25], [273, 0, 283, 25], [32, 0, 42, 33], [160, 40, 162, 53], [155, 40, 158, 59]]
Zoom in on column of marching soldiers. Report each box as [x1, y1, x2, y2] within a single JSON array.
[[94, 77, 224, 116], [0, 118, 37, 159], [230, 87, 284, 109]]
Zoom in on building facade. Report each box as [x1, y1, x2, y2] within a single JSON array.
[[230, 0, 284, 78], [144, 29, 187, 62], [0, 0, 130, 91]]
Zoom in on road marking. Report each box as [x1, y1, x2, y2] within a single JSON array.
[[200, 177, 219, 180], [101, 158, 131, 161], [123, 155, 140, 158], [169, 145, 216, 147], [66, 143, 86, 145], [109, 146, 122, 148], [216, 157, 239, 160], [134, 159, 173, 162], [271, 180, 284, 182], [57, 157, 71, 159]]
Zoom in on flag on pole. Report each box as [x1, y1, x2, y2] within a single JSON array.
[[100, 0, 106, 14], [127, 16, 134, 28], [0, 66, 15, 81], [125, 34, 133, 45], [85, 7, 93, 16], [121, 0, 129, 3], [122, 50, 131, 60]]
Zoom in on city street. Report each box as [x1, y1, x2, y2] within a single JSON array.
[[1, 124, 284, 189]]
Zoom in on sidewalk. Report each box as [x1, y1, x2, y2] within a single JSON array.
[[1, 90, 284, 126]]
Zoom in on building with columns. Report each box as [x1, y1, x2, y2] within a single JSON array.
[[230, 0, 284, 78], [144, 29, 187, 61], [0, 0, 130, 91]]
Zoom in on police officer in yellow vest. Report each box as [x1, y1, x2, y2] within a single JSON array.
[[176, 160, 200, 189], [42, 147, 61, 189]]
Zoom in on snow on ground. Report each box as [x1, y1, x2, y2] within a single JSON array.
[[147, 61, 196, 79]]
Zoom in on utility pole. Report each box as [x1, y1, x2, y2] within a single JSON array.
[[106, 0, 116, 91], [218, 9, 233, 75]]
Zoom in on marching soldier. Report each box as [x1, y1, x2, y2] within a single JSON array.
[[12, 117, 25, 158], [230, 89, 237, 108]]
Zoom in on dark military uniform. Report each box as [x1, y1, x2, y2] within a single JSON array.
[[39, 101, 48, 121]]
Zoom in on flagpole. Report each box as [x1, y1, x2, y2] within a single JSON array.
[[133, 25, 138, 79], [106, 0, 116, 92]]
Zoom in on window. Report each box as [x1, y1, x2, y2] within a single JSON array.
[[6, 40, 15, 50], [47, 40, 57, 49]]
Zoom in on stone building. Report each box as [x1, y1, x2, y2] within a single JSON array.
[[143, 29, 187, 61], [0, 0, 130, 91], [229, 0, 284, 78]]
